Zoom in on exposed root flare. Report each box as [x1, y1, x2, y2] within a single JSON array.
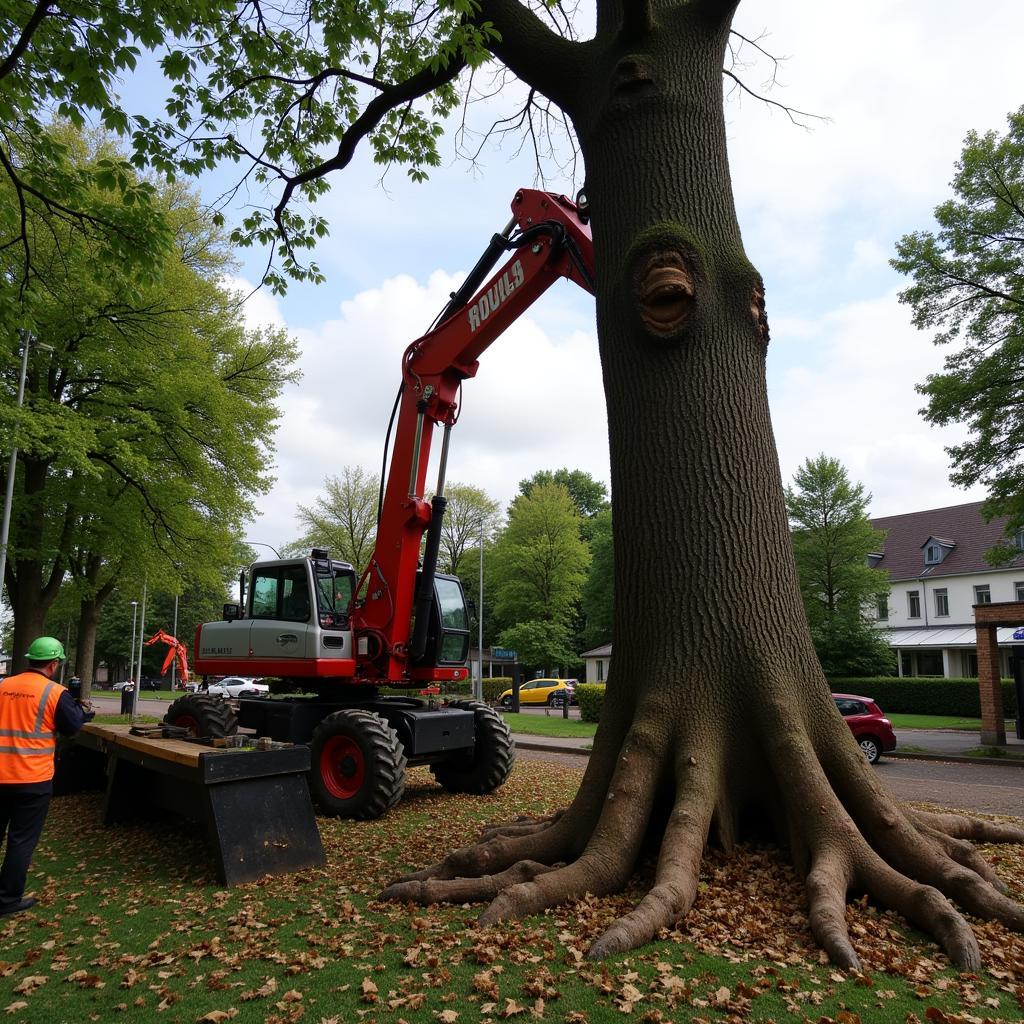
[[806, 848, 859, 970], [380, 697, 1024, 968]]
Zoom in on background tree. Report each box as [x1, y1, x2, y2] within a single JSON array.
[[25, 0, 1018, 966], [0, 131, 300, 672], [437, 483, 501, 578], [785, 455, 893, 678], [518, 468, 609, 530], [496, 619, 577, 677], [893, 106, 1024, 560], [285, 466, 380, 568], [491, 481, 590, 631]]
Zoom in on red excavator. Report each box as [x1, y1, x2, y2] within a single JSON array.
[[144, 628, 190, 685], [164, 188, 595, 819]]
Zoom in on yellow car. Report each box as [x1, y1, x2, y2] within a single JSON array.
[[498, 678, 576, 708]]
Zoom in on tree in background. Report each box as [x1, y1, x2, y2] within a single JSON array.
[[437, 483, 501, 578], [286, 467, 380, 568], [16, 0, 1017, 966], [785, 455, 893, 678], [496, 620, 577, 678], [491, 482, 590, 635], [519, 468, 609, 541], [0, 130, 300, 672], [894, 107, 1024, 560]]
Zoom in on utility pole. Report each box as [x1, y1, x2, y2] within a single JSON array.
[[131, 577, 147, 719], [170, 592, 179, 691]]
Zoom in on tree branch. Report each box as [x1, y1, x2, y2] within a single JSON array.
[[0, 0, 52, 82]]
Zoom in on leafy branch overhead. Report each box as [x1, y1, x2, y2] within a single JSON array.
[[893, 106, 1024, 551]]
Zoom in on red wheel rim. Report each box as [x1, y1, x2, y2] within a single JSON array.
[[174, 714, 200, 736], [320, 735, 365, 800]]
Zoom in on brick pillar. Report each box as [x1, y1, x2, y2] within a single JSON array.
[[976, 625, 1006, 746]]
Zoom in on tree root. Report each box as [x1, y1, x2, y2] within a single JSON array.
[[381, 695, 1024, 968]]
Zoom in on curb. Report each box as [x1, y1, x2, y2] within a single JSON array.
[[887, 750, 1024, 770], [513, 739, 1024, 770]]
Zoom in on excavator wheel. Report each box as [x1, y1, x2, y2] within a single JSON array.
[[430, 699, 516, 794], [309, 709, 407, 819], [163, 694, 238, 738]]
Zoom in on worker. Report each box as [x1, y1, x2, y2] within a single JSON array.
[[0, 636, 91, 918]]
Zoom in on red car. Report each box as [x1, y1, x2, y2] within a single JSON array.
[[832, 693, 897, 765]]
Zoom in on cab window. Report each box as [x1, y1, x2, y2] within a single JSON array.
[[435, 577, 469, 630], [250, 565, 311, 622]]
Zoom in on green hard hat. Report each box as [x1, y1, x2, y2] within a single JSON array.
[[26, 636, 65, 661]]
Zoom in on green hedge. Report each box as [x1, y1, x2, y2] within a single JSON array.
[[576, 683, 606, 722], [570, 677, 1019, 724], [830, 677, 1018, 717]]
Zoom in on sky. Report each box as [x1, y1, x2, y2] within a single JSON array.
[[180, 0, 1024, 551]]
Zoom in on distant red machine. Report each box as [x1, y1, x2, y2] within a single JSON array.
[[145, 628, 190, 682]]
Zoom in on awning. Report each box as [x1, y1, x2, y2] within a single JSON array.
[[884, 626, 1024, 648]]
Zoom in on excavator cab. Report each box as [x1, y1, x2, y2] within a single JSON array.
[[411, 572, 471, 668]]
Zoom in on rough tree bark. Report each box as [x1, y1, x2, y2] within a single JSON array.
[[383, 0, 1024, 967]]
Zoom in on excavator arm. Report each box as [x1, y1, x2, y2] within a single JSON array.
[[145, 628, 190, 683], [351, 188, 595, 682]]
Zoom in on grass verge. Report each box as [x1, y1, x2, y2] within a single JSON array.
[[498, 713, 596, 739], [1, 762, 1022, 1023]]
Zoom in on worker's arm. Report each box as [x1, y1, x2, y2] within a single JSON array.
[[54, 690, 92, 735]]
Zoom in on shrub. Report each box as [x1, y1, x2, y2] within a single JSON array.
[[483, 677, 514, 703], [829, 676, 1018, 717], [576, 683, 606, 722]]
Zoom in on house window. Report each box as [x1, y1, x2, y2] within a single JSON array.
[[917, 651, 945, 677], [925, 544, 941, 564], [1015, 529, 1024, 552], [597, 660, 605, 682], [876, 595, 889, 621], [934, 588, 949, 617], [907, 590, 921, 618], [974, 584, 991, 605], [1015, 581, 1024, 602]]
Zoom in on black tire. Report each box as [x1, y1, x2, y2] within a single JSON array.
[[309, 709, 406, 819], [431, 700, 516, 794], [500, 695, 512, 708], [163, 694, 238, 738], [859, 736, 882, 765], [548, 691, 566, 708]]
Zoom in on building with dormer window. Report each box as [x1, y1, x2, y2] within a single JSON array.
[[870, 500, 1024, 677]]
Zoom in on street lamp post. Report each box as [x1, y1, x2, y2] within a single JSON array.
[[0, 331, 52, 630], [246, 540, 282, 558], [132, 576, 147, 719], [477, 518, 485, 701], [128, 601, 138, 686]]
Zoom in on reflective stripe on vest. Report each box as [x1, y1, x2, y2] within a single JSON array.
[[0, 673, 61, 783]]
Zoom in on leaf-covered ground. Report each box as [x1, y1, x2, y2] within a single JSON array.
[[0, 761, 1022, 1023]]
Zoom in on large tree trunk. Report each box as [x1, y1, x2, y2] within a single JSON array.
[[385, 0, 1024, 969]]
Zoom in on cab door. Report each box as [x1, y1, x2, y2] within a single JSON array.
[[248, 562, 316, 664]]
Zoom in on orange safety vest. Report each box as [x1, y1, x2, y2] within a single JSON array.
[[0, 670, 63, 784]]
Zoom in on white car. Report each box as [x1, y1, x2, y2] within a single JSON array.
[[205, 677, 270, 698]]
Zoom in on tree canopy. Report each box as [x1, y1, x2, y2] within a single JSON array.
[[491, 480, 590, 629], [785, 455, 893, 677], [893, 106, 1024, 553], [286, 466, 380, 568], [0, 128, 300, 669]]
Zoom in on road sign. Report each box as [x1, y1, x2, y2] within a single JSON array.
[[490, 647, 517, 660]]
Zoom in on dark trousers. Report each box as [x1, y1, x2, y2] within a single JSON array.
[[0, 788, 51, 908]]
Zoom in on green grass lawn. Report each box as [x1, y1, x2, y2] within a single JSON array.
[[2, 762, 1022, 1024], [499, 712, 597, 738], [886, 713, 1018, 730]]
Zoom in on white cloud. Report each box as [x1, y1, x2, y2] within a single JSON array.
[[245, 272, 607, 548], [769, 291, 985, 517]]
